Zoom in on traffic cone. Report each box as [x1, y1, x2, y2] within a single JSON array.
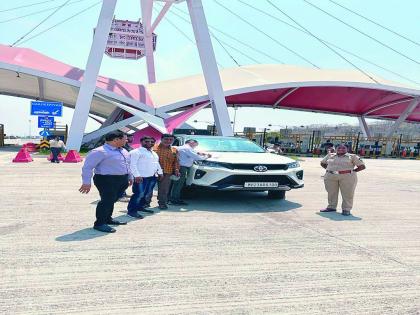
[[63, 150, 83, 163], [12, 148, 33, 163], [47, 152, 65, 161]]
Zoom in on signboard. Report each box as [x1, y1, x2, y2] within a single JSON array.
[[39, 130, 51, 137], [31, 101, 63, 117], [103, 19, 157, 60], [38, 116, 54, 129]]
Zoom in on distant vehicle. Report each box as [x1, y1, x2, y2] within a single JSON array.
[[175, 135, 304, 200]]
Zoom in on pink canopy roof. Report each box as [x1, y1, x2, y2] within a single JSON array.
[[225, 87, 419, 122], [1, 44, 420, 123], [0, 44, 153, 107]]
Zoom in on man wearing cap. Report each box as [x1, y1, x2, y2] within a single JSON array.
[[320, 144, 366, 216]]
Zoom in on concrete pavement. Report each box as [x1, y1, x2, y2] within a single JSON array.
[[0, 150, 419, 314]]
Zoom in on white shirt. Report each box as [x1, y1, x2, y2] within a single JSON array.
[[129, 147, 163, 178], [177, 144, 207, 167], [49, 139, 65, 148]]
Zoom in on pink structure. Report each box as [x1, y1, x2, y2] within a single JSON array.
[[12, 148, 33, 163], [0, 44, 419, 145]]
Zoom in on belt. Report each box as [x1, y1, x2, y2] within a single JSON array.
[[327, 170, 353, 175]]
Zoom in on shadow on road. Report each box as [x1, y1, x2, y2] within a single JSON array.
[[167, 190, 302, 213], [55, 227, 110, 242], [316, 212, 362, 221]]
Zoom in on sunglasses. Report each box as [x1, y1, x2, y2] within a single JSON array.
[[143, 140, 155, 143]]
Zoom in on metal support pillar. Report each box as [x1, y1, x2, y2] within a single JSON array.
[[141, 0, 156, 83], [385, 97, 419, 155], [187, 0, 233, 136], [66, 0, 117, 151], [357, 116, 372, 139], [385, 97, 419, 139], [82, 116, 141, 144]]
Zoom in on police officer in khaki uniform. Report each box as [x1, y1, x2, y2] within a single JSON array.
[[320, 144, 366, 216]]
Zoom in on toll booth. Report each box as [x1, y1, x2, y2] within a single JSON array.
[[0, 124, 4, 147]]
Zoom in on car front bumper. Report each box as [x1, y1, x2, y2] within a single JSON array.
[[187, 166, 304, 191]]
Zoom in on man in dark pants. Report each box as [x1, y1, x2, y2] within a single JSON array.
[[49, 136, 66, 163], [79, 131, 133, 233]]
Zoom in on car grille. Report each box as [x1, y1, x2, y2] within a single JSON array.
[[212, 175, 297, 187], [228, 163, 289, 170]]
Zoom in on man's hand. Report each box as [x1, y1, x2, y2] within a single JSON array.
[[134, 177, 143, 184], [128, 179, 133, 186], [79, 184, 91, 194], [174, 169, 180, 177]]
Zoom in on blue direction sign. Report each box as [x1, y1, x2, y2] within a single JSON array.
[[39, 130, 51, 137], [38, 116, 54, 129], [31, 101, 63, 117]]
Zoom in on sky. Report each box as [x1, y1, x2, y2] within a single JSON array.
[[0, 0, 419, 136]]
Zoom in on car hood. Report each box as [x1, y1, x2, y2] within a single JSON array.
[[206, 152, 295, 164]]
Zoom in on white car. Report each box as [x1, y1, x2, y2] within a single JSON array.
[[176, 135, 304, 199]]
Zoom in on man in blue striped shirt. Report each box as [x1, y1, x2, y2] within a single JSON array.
[[79, 131, 133, 233]]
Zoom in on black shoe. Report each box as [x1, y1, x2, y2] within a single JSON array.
[[159, 204, 168, 210], [127, 212, 144, 219], [93, 224, 116, 233], [107, 219, 127, 225], [342, 210, 351, 216], [140, 209, 154, 214], [320, 208, 336, 213]]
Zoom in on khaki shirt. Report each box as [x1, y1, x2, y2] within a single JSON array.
[[321, 153, 364, 172]]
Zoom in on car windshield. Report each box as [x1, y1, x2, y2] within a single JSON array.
[[188, 137, 265, 153]]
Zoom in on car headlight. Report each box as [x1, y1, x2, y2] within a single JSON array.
[[194, 160, 233, 169], [287, 161, 300, 168]]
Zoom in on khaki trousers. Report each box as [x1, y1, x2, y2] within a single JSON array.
[[324, 172, 357, 211], [157, 173, 172, 206]]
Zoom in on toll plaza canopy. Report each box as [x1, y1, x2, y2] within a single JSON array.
[[1, 44, 420, 123]]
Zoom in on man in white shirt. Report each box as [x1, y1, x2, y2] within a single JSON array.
[[49, 136, 66, 163], [127, 136, 163, 218], [170, 139, 211, 205]]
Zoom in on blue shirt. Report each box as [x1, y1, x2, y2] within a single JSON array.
[[177, 144, 207, 167], [81, 144, 132, 184]]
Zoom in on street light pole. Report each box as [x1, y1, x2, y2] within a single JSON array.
[[262, 127, 267, 147], [28, 119, 31, 138]]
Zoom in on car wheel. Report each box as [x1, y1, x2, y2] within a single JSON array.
[[267, 190, 286, 200]]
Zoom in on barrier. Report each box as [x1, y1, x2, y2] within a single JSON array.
[[63, 150, 83, 163], [12, 148, 33, 163], [23, 142, 38, 152], [38, 140, 50, 150]]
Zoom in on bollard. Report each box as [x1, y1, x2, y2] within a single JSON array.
[[63, 150, 83, 163], [12, 148, 33, 163]]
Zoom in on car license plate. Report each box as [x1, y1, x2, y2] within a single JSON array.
[[244, 182, 278, 188]]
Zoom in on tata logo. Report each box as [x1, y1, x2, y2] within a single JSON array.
[[254, 165, 268, 172]]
